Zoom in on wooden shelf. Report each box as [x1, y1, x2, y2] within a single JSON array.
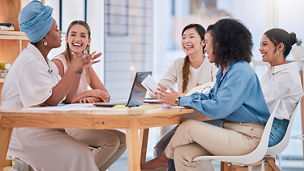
[[0, 31, 28, 40], [0, 77, 5, 83]]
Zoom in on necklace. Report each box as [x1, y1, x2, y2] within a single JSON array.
[[45, 59, 53, 73]]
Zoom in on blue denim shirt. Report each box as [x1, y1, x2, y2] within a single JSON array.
[[180, 61, 270, 124]]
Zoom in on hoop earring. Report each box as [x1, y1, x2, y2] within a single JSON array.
[[43, 41, 48, 46], [276, 51, 280, 56]]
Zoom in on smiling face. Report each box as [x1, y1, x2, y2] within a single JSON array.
[[66, 24, 91, 55], [259, 34, 276, 64], [44, 19, 62, 48], [204, 31, 215, 63], [181, 28, 204, 57]]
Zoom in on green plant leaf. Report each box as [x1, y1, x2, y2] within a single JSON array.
[[297, 39, 303, 46]]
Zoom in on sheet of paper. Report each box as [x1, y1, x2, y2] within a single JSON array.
[[22, 104, 126, 111], [141, 74, 158, 92]]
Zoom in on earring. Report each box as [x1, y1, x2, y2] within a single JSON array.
[[276, 51, 280, 56], [43, 41, 48, 46]]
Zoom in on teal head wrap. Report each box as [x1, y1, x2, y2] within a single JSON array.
[[18, 0, 53, 43]]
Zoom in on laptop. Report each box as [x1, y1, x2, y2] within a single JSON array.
[[94, 71, 152, 107]]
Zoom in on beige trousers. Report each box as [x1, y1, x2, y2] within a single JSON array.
[[65, 129, 126, 171], [165, 119, 264, 171]]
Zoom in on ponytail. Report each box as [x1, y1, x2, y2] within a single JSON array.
[[182, 56, 190, 93]]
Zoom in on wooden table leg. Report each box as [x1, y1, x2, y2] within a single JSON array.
[[0, 127, 13, 170], [139, 128, 149, 164], [126, 127, 141, 171]]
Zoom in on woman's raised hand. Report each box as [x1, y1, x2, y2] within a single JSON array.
[[70, 51, 102, 71], [83, 51, 102, 68]]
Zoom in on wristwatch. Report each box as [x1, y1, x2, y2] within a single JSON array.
[[174, 97, 180, 106]]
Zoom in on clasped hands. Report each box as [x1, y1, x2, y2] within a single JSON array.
[[75, 89, 110, 103]]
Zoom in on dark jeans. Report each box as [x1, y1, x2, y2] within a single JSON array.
[[268, 118, 289, 147]]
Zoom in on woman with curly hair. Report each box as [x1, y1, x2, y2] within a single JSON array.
[[141, 18, 270, 171]]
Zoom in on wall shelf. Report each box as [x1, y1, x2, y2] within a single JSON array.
[[0, 31, 28, 40], [0, 77, 5, 83]]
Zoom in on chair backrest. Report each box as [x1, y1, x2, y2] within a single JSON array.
[[194, 102, 278, 165], [266, 100, 301, 156]]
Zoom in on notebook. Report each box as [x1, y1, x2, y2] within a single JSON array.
[[93, 71, 152, 107]]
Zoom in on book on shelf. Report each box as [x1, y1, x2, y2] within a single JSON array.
[[0, 23, 14, 31], [0, 69, 8, 78], [0, 63, 10, 78]]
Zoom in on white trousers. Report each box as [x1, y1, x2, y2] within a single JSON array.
[[8, 128, 126, 171], [165, 119, 264, 171], [8, 128, 99, 171]]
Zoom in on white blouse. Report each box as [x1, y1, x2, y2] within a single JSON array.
[[260, 62, 303, 120], [159, 57, 217, 93], [1, 43, 61, 109]]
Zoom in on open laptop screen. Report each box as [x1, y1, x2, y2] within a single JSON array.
[[126, 71, 152, 107], [93, 71, 152, 107]]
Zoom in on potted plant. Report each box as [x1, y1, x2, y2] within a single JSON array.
[[292, 39, 304, 60]]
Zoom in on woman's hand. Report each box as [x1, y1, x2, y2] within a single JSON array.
[[70, 51, 102, 71], [82, 51, 102, 68], [149, 91, 159, 98], [78, 97, 100, 103], [89, 89, 110, 102], [71, 89, 110, 103], [149, 83, 166, 98], [156, 88, 180, 106]]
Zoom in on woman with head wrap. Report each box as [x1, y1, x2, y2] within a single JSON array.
[[1, 1, 100, 170]]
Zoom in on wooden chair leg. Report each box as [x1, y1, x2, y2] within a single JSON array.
[[4, 159, 11, 167], [221, 161, 265, 171], [265, 157, 280, 171], [139, 128, 149, 164], [221, 162, 231, 171]]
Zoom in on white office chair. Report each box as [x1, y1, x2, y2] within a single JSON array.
[[265, 101, 301, 170], [193, 102, 279, 170]]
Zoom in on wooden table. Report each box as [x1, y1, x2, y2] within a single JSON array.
[[0, 104, 200, 171]]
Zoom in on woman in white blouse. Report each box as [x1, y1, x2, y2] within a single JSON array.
[[259, 28, 303, 146], [157, 24, 217, 95]]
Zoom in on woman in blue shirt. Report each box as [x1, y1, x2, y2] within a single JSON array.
[[142, 19, 270, 171]]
